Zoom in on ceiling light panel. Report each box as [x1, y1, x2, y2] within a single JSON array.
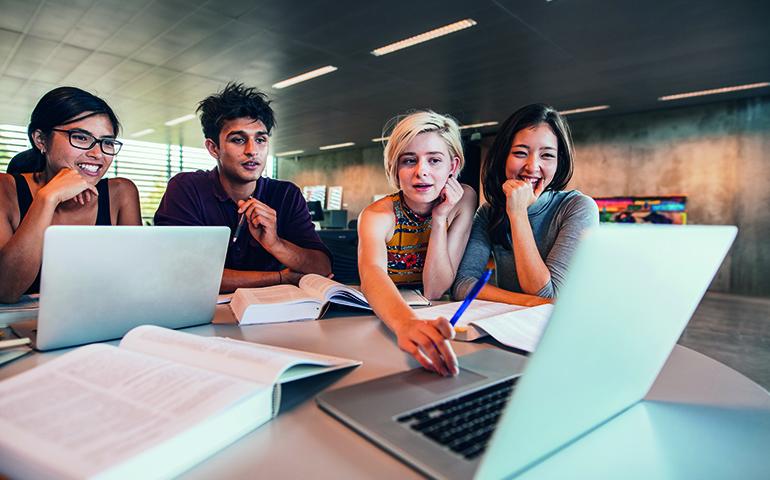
[[371, 19, 477, 56]]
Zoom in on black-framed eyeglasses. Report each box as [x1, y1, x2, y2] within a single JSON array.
[[51, 128, 123, 155]]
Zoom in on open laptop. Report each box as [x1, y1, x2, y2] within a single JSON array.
[[317, 224, 737, 479], [16, 226, 229, 351]]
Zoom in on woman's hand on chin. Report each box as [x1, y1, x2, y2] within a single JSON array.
[[502, 179, 536, 217], [431, 175, 463, 222], [39, 168, 98, 206]]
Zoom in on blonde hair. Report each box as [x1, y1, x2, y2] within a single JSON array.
[[382, 110, 464, 189]]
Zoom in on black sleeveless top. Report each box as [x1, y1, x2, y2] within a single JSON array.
[[13, 174, 112, 294]]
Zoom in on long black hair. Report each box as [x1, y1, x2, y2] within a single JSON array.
[[482, 103, 575, 239], [9, 86, 120, 173]]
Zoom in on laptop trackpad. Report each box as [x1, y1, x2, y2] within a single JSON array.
[[401, 368, 487, 395]]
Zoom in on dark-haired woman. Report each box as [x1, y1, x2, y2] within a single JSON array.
[[453, 104, 598, 304], [0, 86, 141, 302]]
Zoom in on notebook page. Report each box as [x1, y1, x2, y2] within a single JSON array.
[[413, 300, 527, 326], [470, 304, 554, 352]]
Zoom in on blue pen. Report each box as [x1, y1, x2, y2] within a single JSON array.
[[449, 268, 493, 326]]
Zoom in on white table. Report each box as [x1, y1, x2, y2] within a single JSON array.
[[2, 306, 769, 479]]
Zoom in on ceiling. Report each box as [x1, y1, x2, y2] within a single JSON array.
[[1, 0, 769, 154]]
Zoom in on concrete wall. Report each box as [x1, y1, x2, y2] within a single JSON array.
[[277, 96, 770, 296], [568, 97, 770, 296]]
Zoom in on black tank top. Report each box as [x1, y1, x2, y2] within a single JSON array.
[[13, 174, 112, 294]]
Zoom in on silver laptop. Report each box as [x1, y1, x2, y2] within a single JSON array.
[[317, 224, 737, 479], [28, 226, 229, 351]]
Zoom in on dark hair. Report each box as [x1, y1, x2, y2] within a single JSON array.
[[197, 82, 275, 145], [23, 86, 120, 172], [482, 103, 575, 237]]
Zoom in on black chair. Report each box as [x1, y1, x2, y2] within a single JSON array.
[[317, 229, 359, 284]]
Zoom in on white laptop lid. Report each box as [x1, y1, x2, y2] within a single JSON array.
[[477, 224, 737, 479], [36, 226, 229, 350]]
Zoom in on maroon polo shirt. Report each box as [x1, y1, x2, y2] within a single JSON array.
[[154, 168, 331, 272]]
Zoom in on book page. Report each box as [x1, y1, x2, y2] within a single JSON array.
[[0, 344, 261, 478], [120, 325, 358, 386], [298, 273, 367, 304], [236, 284, 317, 304]]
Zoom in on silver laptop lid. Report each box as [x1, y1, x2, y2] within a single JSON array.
[[477, 224, 737, 479], [36, 226, 229, 350]]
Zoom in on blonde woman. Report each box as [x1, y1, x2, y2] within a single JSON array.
[[358, 110, 477, 376]]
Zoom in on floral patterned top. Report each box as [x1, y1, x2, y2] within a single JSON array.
[[386, 191, 432, 287]]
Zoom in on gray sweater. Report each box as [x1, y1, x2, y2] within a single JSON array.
[[453, 190, 599, 299]]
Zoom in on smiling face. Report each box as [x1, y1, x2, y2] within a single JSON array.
[[396, 131, 458, 211], [505, 123, 559, 198], [206, 117, 269, 184], [36, 113, 116, 184]]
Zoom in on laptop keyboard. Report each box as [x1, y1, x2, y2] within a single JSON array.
[[396, 377, 518, 460]]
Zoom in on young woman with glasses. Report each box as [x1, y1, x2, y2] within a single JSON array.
[[0, 86, 141, 302]]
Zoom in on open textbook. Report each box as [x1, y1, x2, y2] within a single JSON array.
[[231, 273, 430, 325], [0, 325, 360, 480], [414, 300, 555, 352]]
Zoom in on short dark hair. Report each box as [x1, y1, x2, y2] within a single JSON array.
[[197, 82, 275, 145], [482, 103, 575, 237], [25, 86, 120, 171]]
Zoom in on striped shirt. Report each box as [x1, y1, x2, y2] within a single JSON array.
[[386, 192, 432, 287]]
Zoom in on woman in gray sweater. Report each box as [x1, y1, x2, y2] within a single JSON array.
[[453, 104, 598, 304]]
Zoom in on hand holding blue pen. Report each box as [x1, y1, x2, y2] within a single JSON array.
[[450, 269, 493, 327]]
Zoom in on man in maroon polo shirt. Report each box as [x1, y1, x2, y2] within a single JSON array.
[[154, 83, 332, 292]]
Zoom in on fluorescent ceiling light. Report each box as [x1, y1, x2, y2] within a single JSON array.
[[371, 19, 477, 56], [372, 136, 390, 142], [164, 114, 196, 126], [275, 150, 304, 157], [658, 82, 770, 101], [319, 142, 355, 151], [130, 128, 155, 138], [272, 66, 338, 89], [459, 121, 498, 130], [559, 105, 610, 115]]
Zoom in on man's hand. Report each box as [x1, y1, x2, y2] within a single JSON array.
[[279, 268, 303, 285], [237, 198, 280, 249], [395, 317, 458, 376]]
